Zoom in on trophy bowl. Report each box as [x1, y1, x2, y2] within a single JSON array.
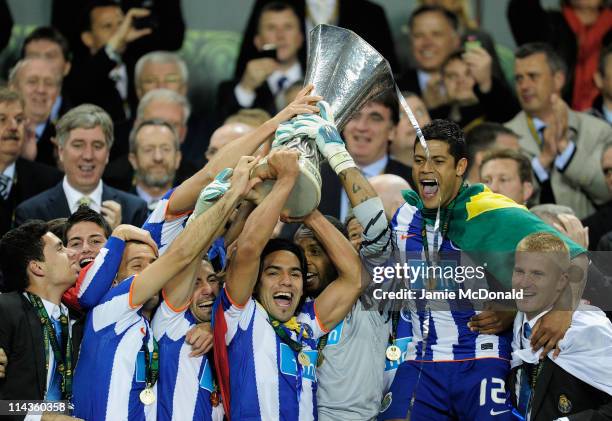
[[251, 24, 394, 218]]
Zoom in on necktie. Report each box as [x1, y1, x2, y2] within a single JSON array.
[[77, 196, 92, 208], [0, 174, 10, 200], [523, 322, 531, 339], [46, 317, 63, 400], [277, 76, 288, 93]]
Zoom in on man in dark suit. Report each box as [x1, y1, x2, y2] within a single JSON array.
[[0, 220, 81, 420], [234, 0, 398, 77], [63, 0, 185, 122], [0, 89, 63, 237], [318, 92, 414, 220], [8, 57, 64, 167], [216, 1, 305, 122], [397, 5, 461, 110], [509, 232, 612, 420], [15, 104, 148, 229]]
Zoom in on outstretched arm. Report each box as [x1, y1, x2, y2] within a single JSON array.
[[309, 210, 361, 330], [168, 86, 320, 215], [132, 157, 257, 307], [225, 149, 300, 306]]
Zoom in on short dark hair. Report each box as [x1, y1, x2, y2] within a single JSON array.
[[599, 44, 612, 76], [258, 1, 300, 31], [481, 148, 533, 184], [415, 119, 467, 164], [465, 122, 518, 173], [441, 49, 466, 73], [409, 5, 459, 32], [258, 238, 308, 283], [21, 26, 72, 62], [81, 0, 121, 32], [65, 205, 112, 242], [48, 218, 68, 241], [295, 215, 348, 240], [370, 90, 400, 125], [515, 42, 567, 76], [0, 220, 49, 292]]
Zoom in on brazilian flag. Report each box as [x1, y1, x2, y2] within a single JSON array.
[[402, 183, 586, 287]]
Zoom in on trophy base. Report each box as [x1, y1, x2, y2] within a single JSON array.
[[252, 157, 322, 218]]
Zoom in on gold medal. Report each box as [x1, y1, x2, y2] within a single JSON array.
[[386, 345, 401, 361], [139, 387, 156, 405], [297, 351, 311, 366]]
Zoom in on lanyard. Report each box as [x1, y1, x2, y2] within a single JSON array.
[[141, 326, 159, 389], [388, 311, 401, 345], [421, 202, 455, 268], [27, 292, 73, 400], [526, 116, 543, 149]]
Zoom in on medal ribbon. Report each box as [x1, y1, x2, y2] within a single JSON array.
[[27, 293, 73, 400], [141, 326, 159, 389]]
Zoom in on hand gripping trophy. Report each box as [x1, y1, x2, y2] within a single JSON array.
[[252, 24, 394, 217]]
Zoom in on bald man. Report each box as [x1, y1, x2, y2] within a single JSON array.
[[369, 174, 412, 221], [205, 122, 254, 161]]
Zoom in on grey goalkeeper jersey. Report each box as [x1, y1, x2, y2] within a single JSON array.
[[316, 299, 391, 421]]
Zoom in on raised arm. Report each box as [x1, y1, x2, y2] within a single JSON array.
[[225, 149, 300, 306], [309, 210, 362, 330], [167, 86, 320, 215], [291, 104, 392, 270], [161, 169, 243, 311], [131, 157, 257, 307]]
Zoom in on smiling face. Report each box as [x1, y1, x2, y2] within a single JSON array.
[[512, 251, 567, 319], [294, 229, 335, 298], [344, 101, 396, 166], [190, 260, 220, 322], [413, 140, 466, 209], [257, 250, 304, 322], [59, 126, 110, 194], [410, 10, 460, 72], [0, 100, 26, 167], [13, 58, 61, 124], [66, 221, 108, 268]]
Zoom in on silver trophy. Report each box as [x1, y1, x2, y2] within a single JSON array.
[[253, 24, 395, 218]]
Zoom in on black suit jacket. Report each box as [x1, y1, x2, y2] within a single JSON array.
[[508, 358, 612, 421], [0, 159, 63, 236], [14, 182, 148, 228], [317, 157, 414, 220], [0, 292, 82, 421], [216, 78, 277, 124]]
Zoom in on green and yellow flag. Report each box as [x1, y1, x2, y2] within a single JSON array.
[[402, 184, 586, 287]]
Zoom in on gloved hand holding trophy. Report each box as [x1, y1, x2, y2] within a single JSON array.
[[250, 24, 394, 218]]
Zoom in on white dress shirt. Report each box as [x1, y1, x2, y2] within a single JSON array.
[[339, 155, 388, 221], [234, 61, 303, 109], [62, 177, 103, 213], [1, 162, 16, 198]]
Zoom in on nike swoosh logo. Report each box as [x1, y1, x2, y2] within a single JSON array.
[[490, 409, 510, 416], [400, 233, 416, 240]]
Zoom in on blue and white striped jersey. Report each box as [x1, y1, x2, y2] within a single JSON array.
[[365, 202, 512, 362], [73, 276, 157, 421], [153, 301, 224, 421], [216, 289, 327, 421]]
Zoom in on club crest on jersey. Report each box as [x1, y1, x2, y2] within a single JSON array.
[[380, 392, 392, 412], [279, 343, 317, 381], [558, 394, 572, 414]]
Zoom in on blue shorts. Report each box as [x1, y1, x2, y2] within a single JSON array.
[[379, 358, 514, 421]]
